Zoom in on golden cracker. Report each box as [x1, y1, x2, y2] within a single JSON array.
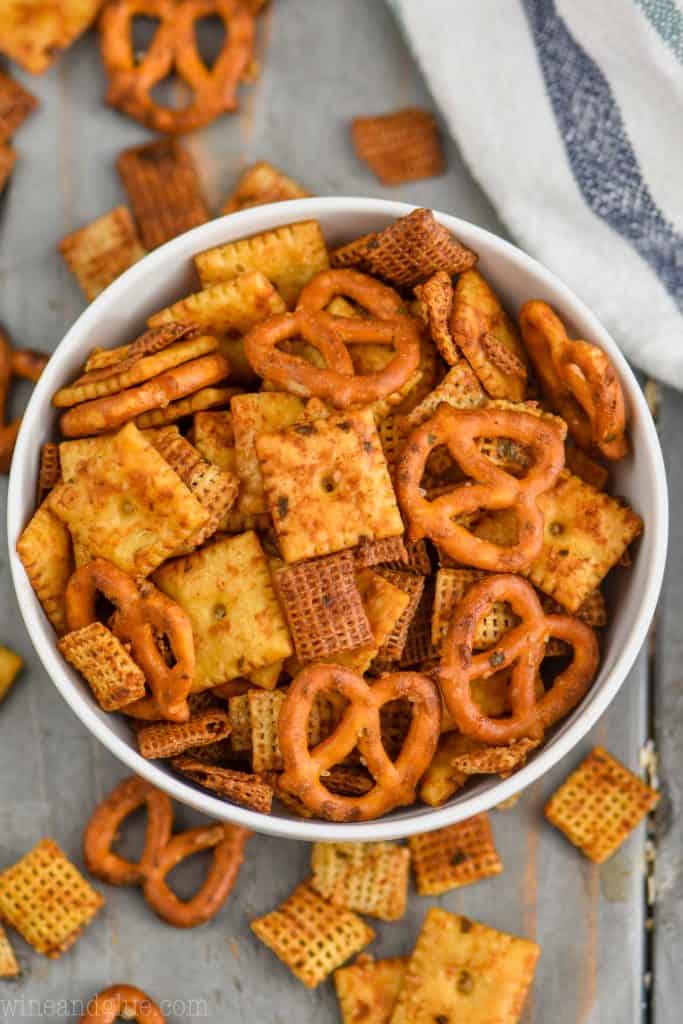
[[148, 270, 286, 335], [17, 503, 74, 635], [231, 392, 306, 515], [0, 0, 101, 73], [335, 955, 407, 1024], [0, 921, 19, 977], [135, 387, 237, 429]]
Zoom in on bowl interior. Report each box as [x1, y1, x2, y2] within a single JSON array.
[[7, 198, 668, 841]]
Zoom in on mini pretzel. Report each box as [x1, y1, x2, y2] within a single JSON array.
[[143, 822, 250, 927], [297, 268, 406, 319], [79, 985, 164, 1024], [243, 296, 421, 408], [396, 404, 566, 572], [100, 0, 255, 134], [83, 776, 173, 885], [65, 560, 195, 722], [59, 350, 230, 437], [439, 574, 599, 744], [278, 664, 441, 821], [519, 300, 627, 459], [0, 327, 49, 472]]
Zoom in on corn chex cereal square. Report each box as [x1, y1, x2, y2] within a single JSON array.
[[335, 955, 407, 1024], [256, 407, 403, 562], [59, 622, 146, 711], [58, 206, 146, 302], [390, 907, 540, 1024], [251, 881, 374, 988], [0, 839, 103, 958], [49, 422, 207, 578], [545, 746, 659, 863], [311, 841, 409, 921], [155, 531, 292, 691], [408, 814, 503, 895]]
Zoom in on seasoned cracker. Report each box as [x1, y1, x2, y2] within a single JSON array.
[[401, 361, 485, 430], [222, 161, 310, 214], [192, 410, 235, 471], [256, 407, 403, 562], [414, 269, 458, 363], [409, 814, 502, 895], [373, 569, 425, 661], [135, 387, 236, 429], [248, 659, 283, 691], [59, 622, 145, 711], [390, 907, 540, 1024], [545, 746, 659, 863], [148, 271, 286, 335], [273, 551, 372, 662], [172, 755, 273, 814], [0, 838, 103, 958], [117, 139, 209, 250], [58, 206, 146, 302], [451, 269, 528, 401], [155, 531, 292, 691], [251, 881, 374, 988], [0, 645, 22, 704], [352, 107, 444, 186], [418, 732, 474, 807], [335, 955, 407, 1024], [347, 569, 411, 672], [231, 392, 305, 515], [361, 208, 477, 288], [564, 443, 609, 490], [0, 144, 17, 192], [37, 442, 61, 504], [17, 503, 74, 635], [137, 709, 232, 760], [0, 70, 37, 144], [195, 220, 329, 307], [0, 0, 102, 73], [311, 841, 409, 921], [0, 921, 19, 977], [50, 423, 207, 577]]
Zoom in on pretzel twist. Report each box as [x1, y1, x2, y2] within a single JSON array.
[[278, 664, 441, 821], [519, 300, 627, 459], [243, 270, 421, 407], [439, 574, 599, 744], [65, 560, 195, 722], [100, 0, 255, 134], [79, 985, 165, 1024], [396, 404, 566, 572], [83, 775, 251, 928], [0, 327, 49, 473]]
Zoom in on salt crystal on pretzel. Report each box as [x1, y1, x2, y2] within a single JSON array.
[[0, 838, 103, 958], [58, 206, 146, 302], [450, 270, 528, 401], [334, 955, 407, 1024], [352, 107, 445, 186], [117, 139, 209, 250], [408, 814, 502, 895], [0, 0, 102, 73], [0, 69, 37, 144], [545, 746, 659, 863], [311, 841, 410, 921], [17, 503, 74, 635], [390, 908, 539, 1024], [222, 161, 310, 214], [251, 881, 375, 988], [172, 755, 273, 814], [195, 220, 329, 307], [137, 709, 232, 759], [59, 622, 146, 711], [154, 531, 292, 691]]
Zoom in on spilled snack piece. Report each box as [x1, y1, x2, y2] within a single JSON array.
[[310, 841, 410, 921], [251, 881, 375, 988], [195, 221, 329, 307], [172, 755, 274, 814], [17, 503, 74, 635], [352, 107, 445, 186], [0, 838, 104, 958], [389, 907, 540, 1024], [408, 814, 503, 895], [58, 206, 146, 302], [0, 69, 38, 144], [335, 955, 407, 1024], [78, 985, 164, 1024], [0, 0, 103, 73], [100, 0, 255, 133], [117, 139, 209, 250], [545, 745, 659, 863], [59, 622, 146, 711], [0, 644, 22, 704], [222, 160, 310, 214], [0, 144, 17, 192], [0, 921, 19, 977]]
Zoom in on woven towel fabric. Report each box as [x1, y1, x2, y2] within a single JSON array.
[[390, 0, 683, 387]]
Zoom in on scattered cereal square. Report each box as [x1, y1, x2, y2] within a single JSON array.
[[352, 108, 445, 186], [58, 206, 146, 301], [311, 841, 410, 921], [408, 814, 503, 895]]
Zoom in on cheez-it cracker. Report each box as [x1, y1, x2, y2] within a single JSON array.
[[335, 955, 407, 1024]]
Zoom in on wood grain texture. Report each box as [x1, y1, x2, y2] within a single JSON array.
[[0, 2, 657, 1021]]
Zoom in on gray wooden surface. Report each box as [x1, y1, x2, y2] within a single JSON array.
[[0, 1, 669, 1021]]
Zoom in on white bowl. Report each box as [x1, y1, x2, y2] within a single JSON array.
[[8, 198, 668, 841]]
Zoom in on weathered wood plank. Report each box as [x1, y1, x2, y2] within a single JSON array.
[[0, 1, 653, 1021]]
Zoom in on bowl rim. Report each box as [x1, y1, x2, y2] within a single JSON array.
[[8, 196, 669, 841]]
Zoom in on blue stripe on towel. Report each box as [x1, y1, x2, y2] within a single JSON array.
[[522, 0, 683, 310], [635, 0, 683, 65]]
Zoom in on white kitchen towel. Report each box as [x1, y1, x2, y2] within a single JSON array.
[[390, 0, 683, 387]]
